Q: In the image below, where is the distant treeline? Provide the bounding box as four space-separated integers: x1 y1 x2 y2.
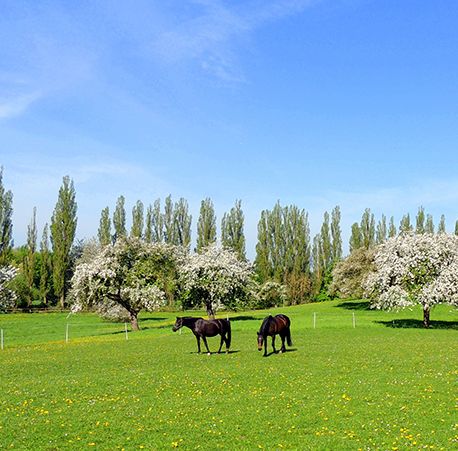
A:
1 167 457 310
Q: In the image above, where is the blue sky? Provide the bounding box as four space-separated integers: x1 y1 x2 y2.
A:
1 0 458 258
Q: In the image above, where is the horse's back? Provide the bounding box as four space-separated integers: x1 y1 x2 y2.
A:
195 318 228 337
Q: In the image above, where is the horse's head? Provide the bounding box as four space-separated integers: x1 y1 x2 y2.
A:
257 332 264 351
172 317 183 332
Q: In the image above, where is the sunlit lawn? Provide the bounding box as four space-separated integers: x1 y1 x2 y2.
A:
0 300 457 449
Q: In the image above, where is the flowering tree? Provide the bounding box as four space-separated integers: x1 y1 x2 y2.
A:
70 238 182 330
0 265 17 311
364 233 458 327
180 245 254 317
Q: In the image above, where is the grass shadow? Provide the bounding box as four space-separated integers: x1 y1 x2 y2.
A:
262 348 298 357
138 317 168 322
335 301 371 311
377 319 458 330
230 315 259 321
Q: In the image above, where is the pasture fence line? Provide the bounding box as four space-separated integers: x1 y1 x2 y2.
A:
1 328 3 350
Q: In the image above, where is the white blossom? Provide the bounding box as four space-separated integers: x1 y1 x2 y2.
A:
0 265 17 311
364 233 458 317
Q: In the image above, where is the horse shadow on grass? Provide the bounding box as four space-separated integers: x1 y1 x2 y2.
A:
230 315 258 321
377 319 458 330
335 300 371 311
262 348 298 358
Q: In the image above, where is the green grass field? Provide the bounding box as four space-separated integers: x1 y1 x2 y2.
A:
0 300 457 450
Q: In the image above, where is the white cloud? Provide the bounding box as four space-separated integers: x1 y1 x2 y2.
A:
0 92 42 119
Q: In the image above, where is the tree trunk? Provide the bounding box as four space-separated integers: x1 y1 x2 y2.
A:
423 306 430 328
60 294 65 309
206 302 215 319
130 311 140 331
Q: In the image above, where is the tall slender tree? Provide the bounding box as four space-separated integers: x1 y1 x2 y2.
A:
349 223 362 253
24 207 37 306
144 204 153 243
0 167 13 265
163 195 175 244
50 176 77 308
173 198 192 249
388 216 397 238
221 199 246 260
455 220 458 236
39 223 52 305
376 214 387 244
113 195 126 241
196 197 217 252
255 210 271 282
425 214 435 234
415 206 426 234
400 213 413 233
98 207 111 246
320 211 332 269
131 200 144 238
151 199 163 243
360 208 376 249
437 214 446 234
330 206 342 262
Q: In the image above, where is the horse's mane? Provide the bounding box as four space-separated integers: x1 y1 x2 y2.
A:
260 315 273 336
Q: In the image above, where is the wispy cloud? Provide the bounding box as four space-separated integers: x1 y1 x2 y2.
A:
0 91 42 119
153 0 317 81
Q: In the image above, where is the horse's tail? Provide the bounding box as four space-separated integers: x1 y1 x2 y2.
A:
286 326 292 347
226 319 231 349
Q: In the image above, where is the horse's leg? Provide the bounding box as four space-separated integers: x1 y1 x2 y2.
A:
272 335 277 354
217 334 224 354
263 338 268 357
202 336 211 355
280 333 286 353
193 333 201 354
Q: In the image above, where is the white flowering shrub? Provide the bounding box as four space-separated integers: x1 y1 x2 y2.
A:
70 238 179 330
180 245 254 317
0 265 18 312
254 280 288 309
364 233 458 327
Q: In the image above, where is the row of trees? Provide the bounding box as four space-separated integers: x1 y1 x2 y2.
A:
1 166 458 326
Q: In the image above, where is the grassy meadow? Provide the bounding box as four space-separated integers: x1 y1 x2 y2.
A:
0 300 457 450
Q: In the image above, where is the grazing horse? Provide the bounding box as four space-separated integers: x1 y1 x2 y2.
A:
257 314 292 357
172 317 231 355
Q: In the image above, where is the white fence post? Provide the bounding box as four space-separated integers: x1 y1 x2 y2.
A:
124 323 129 340
1 329 3 350
65 324 69 343
313 312 316 329
352 312 356 328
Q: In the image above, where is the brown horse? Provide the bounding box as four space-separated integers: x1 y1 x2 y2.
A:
172 317 231 355
257 314 292 356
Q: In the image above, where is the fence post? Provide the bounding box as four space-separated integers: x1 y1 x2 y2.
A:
1 329 3 350
313 312 316 329
65 324 69 343
352 312 356 328
125 323 129 340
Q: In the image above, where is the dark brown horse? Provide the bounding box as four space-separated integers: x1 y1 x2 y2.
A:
257 314 292 357
172 317 231 355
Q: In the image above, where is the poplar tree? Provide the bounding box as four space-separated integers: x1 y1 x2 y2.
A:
455 220 458 236
349 223 362 253
145 205 153 243
400 213 413 233
196 197 217 252
23 207 37 306
131 200 144 238
98 207 111 246
438 214 446 234
376 214 387 244
416 206 426 234
320 211 332 270
255 210 271 282
425 214 435 234
173 198 192 249
330 206 342 262
388 216 397 238
221 199 246 260
113 195 126 240
39 223 52 305
50 176 77 308
163 195 175 244
360 208 375 249
151 199 163 243
0 167 13 265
